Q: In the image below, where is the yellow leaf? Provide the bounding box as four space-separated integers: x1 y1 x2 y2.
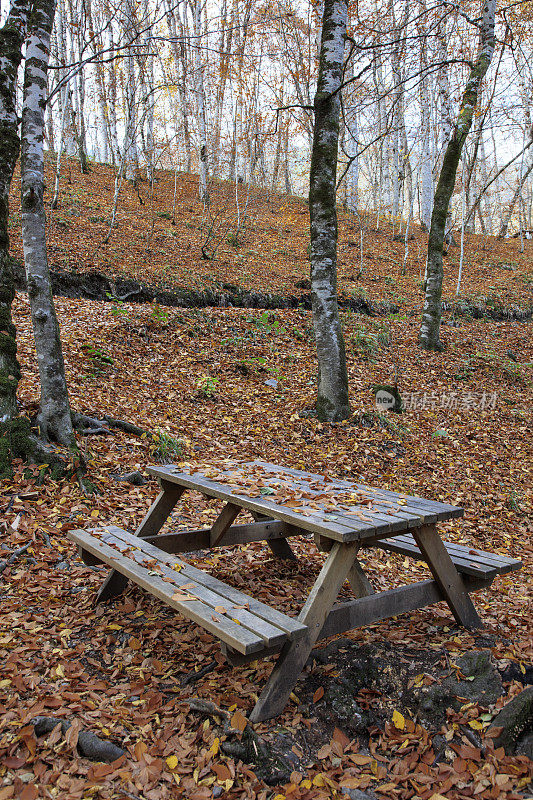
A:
210 737 220 756
289 692 300 704
392 709 405 730
108 624 122 630
468 719 484 730
55 664 65 678
272 795 286 800
166 755 178 770
0 679 11 688
312 774 326 787
300 779 312 789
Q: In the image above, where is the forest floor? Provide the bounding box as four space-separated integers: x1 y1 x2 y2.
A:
1 161 533 800
7 158 533 314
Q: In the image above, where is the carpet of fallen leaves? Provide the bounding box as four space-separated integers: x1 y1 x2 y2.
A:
2 162 533 799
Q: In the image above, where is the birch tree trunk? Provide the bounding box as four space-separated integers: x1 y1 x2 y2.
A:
343 50 359 212
166 0 192 173
191 0 208 201
0 0 30 439
418 0 433 230
310 0 351 422
21 0 77 449
419 0 497 351
123 0 138 183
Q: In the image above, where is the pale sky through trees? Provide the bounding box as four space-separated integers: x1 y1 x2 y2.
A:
1 0 531 233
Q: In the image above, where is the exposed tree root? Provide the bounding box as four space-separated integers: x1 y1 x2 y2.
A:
187 697 292 784
181 659 217 687
72 411 145 437
0 542 31 576
32 716 126 762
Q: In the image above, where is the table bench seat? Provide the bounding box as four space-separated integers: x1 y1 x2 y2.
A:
68 525 308 656
376 534 522 579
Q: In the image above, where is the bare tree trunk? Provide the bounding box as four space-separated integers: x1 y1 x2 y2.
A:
21 0 77 450
166 0 192 173
192 0 208 201
343 49 359 212
283 118 291 195
419 0 497 351
310 0 351 422
499 146 533 237
123 0 138 183
418 0 433 230
0 0 30 440
0 0 70 477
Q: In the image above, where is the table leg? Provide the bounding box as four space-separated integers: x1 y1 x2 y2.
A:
210 503 242 546
249 540 360 722
348 555 375 597
412 524 483 629
97 482 184 603
251 511 297 561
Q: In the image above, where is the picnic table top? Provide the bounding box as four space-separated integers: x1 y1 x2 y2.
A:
148 460 463 543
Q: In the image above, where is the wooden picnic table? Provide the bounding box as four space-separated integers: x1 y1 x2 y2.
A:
69 460 521 722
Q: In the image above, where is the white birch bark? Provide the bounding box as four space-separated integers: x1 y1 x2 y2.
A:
0 0 31 430
123 0 138 183
21 0 77 448
310 0 351 421
166 0 192 173
343 49 358 211
418 0 433 229
192 0 208 201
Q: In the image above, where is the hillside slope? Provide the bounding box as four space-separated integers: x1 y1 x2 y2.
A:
8 158 533 314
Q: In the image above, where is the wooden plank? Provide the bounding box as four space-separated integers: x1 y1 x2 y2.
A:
253 461 463 521
209 503 241 547
147 465 370 541
412 525 483 629
96 482 185 603
148 466 417 542
249 540 360 722
102 526 307 639
79 546 103 566
95 529 292 648
143 519 293 553
251 471 430 532
220 643 283 666
319 576 492 640
249 509 298 561
68 529 265 654
376 534 521 578
267 538 298 561
382 536 522 571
